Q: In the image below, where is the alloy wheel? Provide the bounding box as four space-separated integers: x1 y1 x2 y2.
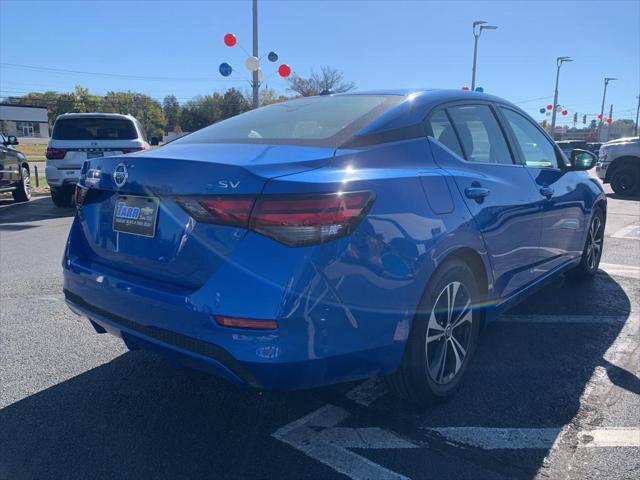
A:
23 169 32 197
425 281 473 385
586 215 603 271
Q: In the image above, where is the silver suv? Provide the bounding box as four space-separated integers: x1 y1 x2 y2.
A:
46 113 150 206
596 137 640 195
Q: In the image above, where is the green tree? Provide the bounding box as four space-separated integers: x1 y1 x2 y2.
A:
287 66 355 97
180 94 223 132
163 95 181 133
220 88 250 120
257 86 290 106
102 91 165 139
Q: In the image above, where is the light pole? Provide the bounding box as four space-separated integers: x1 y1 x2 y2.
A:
471 21 497 91
599 77 617 127
634 94 639 137
251 0 259 109
550 56 573 137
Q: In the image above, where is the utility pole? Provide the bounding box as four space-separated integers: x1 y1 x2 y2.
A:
550 56 573 137
607 104 613 141
599 77 617 127
251 0 259 109
635 94 639 137
471 21 497 91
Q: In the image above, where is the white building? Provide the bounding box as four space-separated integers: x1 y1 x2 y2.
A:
0 104 50 139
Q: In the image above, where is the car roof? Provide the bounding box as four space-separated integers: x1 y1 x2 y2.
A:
332 89 522 138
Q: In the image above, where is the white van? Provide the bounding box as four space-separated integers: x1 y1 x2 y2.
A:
46 113 151 206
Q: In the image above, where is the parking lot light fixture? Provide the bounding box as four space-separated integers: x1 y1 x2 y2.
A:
599 77 618 127
550 56 573 136
471 21 498 91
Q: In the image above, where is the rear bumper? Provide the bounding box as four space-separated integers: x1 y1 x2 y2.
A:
64 290 262 387
62 237 406 390
46 165 80 187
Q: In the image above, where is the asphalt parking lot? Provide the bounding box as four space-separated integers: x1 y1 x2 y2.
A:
1 183 638 480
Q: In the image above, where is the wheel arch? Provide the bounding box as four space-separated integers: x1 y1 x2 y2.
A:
435 246 490 327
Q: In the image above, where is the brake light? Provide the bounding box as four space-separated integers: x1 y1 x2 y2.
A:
74 184 88 207
176 191 374 246
46 147 66 160
121 147 145 154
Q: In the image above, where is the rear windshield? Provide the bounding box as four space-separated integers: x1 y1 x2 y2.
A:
174 95 401 147
52 117 137 140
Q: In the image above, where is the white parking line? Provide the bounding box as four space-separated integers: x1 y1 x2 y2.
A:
600 262 640 280
426 427 640 449
611 224 640 240
497 314 633 324
580 428 640 447
272 404 416 480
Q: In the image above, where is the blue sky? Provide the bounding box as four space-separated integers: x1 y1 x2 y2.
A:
1 0 638 125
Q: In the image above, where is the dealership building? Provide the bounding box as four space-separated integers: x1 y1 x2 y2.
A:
0 103 50 139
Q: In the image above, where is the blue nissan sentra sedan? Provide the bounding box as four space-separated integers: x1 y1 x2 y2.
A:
64 89 605 405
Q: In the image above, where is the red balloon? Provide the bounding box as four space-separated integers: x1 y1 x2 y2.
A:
606 118 612 123
461 86 470 91
546 104 553 110
562 110 568 116
278 64 291 78
597 113 603 119
224 33 236 47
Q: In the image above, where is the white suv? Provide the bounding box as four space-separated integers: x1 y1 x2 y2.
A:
46 113 151 206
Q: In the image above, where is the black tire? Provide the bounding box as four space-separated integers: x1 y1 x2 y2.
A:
51 187 72 207
566 207 605 281
12 167 32 203
610 165 639 196
386 258 481 406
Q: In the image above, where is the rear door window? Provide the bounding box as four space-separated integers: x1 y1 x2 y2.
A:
447 105 514 165
425 110 464 158
52 118 137 140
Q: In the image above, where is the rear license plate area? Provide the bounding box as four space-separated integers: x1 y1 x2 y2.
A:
87 151 104 159
113 195 159 238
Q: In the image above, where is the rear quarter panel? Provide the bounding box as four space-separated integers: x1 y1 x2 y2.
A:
254 137 491 372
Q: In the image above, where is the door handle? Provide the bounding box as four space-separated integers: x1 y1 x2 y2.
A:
464 187 490 201
539 187 554 198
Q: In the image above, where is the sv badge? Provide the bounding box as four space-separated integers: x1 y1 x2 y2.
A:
218 180 241 189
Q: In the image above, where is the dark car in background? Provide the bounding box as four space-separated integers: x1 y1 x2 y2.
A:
0 133 31 203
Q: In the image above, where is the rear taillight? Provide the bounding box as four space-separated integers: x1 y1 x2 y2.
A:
74 184 88 207
176 191 374 247
46 147 66 160
121 147 146 154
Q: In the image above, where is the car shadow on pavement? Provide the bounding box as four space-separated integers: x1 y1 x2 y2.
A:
0 196 75 224
0 272 633 480
369 270 634 479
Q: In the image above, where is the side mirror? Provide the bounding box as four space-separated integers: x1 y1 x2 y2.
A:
150 137 159 146
569 149 596 170
7 135 19 146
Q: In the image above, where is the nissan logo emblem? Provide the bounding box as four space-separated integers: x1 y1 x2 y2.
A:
113 163 128 188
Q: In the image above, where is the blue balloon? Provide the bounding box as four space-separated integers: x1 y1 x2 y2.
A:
268 51 278 62
539 108 546 114
474 86 484 93
219 62 233 77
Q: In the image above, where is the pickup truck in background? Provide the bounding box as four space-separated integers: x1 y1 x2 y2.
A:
596 137 640 195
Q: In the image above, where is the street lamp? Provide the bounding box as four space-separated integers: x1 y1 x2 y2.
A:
471 21 498 91
599 77 617 127
550 56 573 136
